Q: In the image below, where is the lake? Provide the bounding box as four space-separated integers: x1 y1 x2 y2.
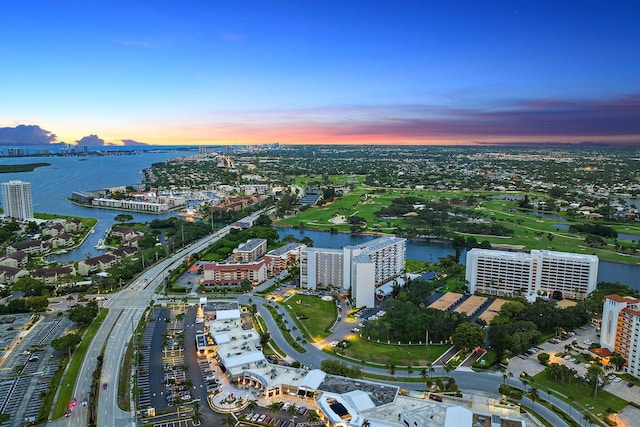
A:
275 227 640 291
0 149 188 260
1 149 637 291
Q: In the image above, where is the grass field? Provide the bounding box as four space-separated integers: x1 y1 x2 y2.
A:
284 294 337 340
531 371 628 416
335 336 449 367
276 182 640 265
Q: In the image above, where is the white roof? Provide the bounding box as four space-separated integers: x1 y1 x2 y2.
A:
213 333 230 344
344 389 374 412
199 297 207 305
217 309 240 320
444 406 472 427
222 350 265 369
299 369 326 390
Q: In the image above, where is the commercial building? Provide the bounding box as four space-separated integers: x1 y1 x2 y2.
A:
465 248 598 301
600 294 640 376
201 300 532 427
1 180 33 220
301 236 406 307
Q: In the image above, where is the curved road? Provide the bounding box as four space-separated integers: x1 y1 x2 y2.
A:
55 207 574 427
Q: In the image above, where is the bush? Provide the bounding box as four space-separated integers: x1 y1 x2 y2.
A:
538 353 550 365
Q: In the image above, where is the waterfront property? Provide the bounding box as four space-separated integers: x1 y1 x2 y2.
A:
300 236 406 308
1 179 33 220
465 248 598 301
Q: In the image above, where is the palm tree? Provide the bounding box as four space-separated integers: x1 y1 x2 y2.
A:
287 403 298 415
420 368 428 388
387 363 396 376
529 387 539 410
362 420 371 427
246 399 258 411
567 395 575 416
307 411 321 422
610 352 626 371
427 362 434 378
223 414 236 427
407 366 414 378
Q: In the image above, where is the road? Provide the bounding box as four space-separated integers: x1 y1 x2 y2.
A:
56 203 573 427
238 293 572 426
52 223 235 427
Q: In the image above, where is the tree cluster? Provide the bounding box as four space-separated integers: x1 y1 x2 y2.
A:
68 301 99 325
320 359 362 378
363 280 468 343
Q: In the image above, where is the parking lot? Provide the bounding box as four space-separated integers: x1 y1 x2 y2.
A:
507 323 640 403
0 315 73 426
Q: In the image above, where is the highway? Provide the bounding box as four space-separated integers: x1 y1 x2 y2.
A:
56 223 235 427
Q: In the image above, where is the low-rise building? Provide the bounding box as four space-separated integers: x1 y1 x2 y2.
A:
31 265 75 285
78 254 118 276
232 238 267 262
203 260 267 285
6 240 47 256
263 242 306 275
0 251 28 269
0 266 29 286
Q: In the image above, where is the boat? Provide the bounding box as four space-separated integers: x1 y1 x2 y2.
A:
95 239 107 250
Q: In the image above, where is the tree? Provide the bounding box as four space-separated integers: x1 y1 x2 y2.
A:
114 214 134 223
451 322 485 351
610 352 626 371
585 364 609 399
68 303 99 325
25 296 49 312
223 414 236 427
407 366 414 378
537 353 550 365
500 301 526 320
528 387 539 410
51 333 82 358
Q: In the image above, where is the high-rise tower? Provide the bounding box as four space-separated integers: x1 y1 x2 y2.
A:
1 180 33 220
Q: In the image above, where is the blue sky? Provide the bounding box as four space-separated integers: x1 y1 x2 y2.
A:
1 1 639 145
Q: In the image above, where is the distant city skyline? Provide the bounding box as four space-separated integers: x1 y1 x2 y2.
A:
1 1 639 146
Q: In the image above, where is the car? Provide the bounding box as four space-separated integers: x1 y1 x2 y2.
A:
258 414 266 423
82 397 88 406
71 397 77 406
613 376 622 383
102 383 108 390
627 382 635 388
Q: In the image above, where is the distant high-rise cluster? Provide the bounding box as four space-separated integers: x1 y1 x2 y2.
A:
1 180 33 220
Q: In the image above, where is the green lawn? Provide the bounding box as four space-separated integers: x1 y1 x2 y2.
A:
405 259 429 274
531 371 628 416
284 294 337 340
54 309 108 419
276 184 640 265
335 336 449 367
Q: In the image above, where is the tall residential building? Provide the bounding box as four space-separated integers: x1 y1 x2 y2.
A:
600 294 640 376
465 248 598 301
301 236 406 308
1 180 33 220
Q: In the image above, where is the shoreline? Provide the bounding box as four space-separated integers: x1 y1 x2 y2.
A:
277 224 640 266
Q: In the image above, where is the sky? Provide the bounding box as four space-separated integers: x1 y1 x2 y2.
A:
0 1 639 146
